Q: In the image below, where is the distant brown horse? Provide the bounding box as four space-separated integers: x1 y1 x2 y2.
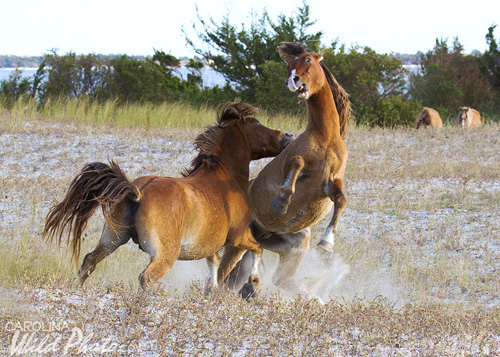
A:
222 43 351 296
43 101 292 292
415 107 442 129
457 107 483 127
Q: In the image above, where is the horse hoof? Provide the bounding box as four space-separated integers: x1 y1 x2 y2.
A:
271 199 288 214
317 240 334 252
239 283 257 300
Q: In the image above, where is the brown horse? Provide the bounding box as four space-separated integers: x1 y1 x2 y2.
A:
222 43 351 296
43 101 292 292
457 107 483 127
415 107 442 129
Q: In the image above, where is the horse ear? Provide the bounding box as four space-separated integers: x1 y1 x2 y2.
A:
317 54 324 62
219 119 235 128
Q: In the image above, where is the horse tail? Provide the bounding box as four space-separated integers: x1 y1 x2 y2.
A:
42 160 139 267
321 62 351 140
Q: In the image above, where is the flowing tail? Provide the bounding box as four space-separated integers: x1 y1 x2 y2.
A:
42 160 139 266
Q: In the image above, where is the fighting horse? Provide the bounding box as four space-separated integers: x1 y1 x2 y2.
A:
43 101 292 291
222 43 351 296
415 107 442 129
457 107 483 127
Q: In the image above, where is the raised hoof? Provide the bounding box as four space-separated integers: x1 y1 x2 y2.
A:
271 198 288 215
317 240 334 252
239 283 257 300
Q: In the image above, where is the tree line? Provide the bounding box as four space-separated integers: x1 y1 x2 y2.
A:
1 2 499 127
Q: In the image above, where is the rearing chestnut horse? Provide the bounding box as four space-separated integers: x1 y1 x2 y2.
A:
222 43 351 295
43 101 292 292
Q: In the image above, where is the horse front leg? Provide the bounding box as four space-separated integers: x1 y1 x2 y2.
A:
224 228 264 299
317 178 347 252
217 246 246 288
271 155 305 214
205 252 222 294
239 249 263 299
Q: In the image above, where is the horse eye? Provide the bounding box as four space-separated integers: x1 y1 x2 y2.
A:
254 119 261 125
305 57 311 63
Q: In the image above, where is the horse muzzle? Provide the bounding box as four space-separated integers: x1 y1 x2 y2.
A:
279 132 294 150
286 71 309 100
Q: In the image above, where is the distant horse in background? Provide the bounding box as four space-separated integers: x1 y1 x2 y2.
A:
222 42 351 297
457 107 483 127
415 107 442 129
43 101 292 292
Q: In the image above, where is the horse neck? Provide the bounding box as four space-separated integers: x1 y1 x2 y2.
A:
305 84 341 141
213 130 251 191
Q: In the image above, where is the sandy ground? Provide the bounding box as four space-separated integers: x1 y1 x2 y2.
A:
1 120 499 355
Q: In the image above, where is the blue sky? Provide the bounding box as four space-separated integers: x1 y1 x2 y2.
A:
2 0 498 57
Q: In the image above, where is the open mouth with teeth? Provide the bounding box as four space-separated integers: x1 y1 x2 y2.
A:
296 83 309 100
287 74 310 100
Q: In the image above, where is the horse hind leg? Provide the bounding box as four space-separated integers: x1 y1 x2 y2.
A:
78 223 130 285
318 178 347 252
267 229 311 293
272 156 305 214
231 221 312 297
137 229 180 289
238 249 263 299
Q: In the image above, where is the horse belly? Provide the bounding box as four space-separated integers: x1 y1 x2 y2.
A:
177 199 229 260
252 183 332 233
178 229 227 260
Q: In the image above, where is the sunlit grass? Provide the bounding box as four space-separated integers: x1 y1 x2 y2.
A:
0 97 307 132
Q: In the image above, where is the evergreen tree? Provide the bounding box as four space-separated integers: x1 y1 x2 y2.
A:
409 38 493 118
185 0 322 103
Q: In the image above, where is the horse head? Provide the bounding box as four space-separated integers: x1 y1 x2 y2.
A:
217 100 293 160
278 42 326 100
458 106 469 127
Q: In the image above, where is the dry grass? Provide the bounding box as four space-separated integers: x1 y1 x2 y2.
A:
1 97 307 132
0 108 499 355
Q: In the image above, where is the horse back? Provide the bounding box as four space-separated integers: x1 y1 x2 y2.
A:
416 108 442 128
470 109 484 126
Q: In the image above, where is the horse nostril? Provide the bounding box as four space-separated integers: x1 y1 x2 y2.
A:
293 75 300 82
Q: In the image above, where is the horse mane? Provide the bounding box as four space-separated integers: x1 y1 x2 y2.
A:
320 62 351 139
182 100 258 176
278 42 351 140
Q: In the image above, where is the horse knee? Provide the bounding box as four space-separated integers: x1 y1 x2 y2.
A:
289 155 305 170
336 191 347 209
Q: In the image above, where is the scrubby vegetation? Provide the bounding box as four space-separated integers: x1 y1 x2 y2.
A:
2 3 499 128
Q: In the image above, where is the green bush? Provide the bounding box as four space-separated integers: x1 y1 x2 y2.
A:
0 68 32 108
355 96 422 128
